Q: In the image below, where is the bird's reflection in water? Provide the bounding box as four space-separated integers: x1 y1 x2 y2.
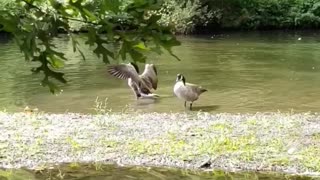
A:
190 105 220 112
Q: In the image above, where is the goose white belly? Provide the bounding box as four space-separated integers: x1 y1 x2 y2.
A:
128 78 159 99
174 82 198 102
128 78 138 92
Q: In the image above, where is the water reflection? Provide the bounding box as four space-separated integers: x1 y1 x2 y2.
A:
0 163 314 180
191 105 220 112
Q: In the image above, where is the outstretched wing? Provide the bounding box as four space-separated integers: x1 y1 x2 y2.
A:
107 64 141 84
140 64 158 90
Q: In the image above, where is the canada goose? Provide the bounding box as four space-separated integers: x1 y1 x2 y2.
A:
107 62 159 99
173 74 207 110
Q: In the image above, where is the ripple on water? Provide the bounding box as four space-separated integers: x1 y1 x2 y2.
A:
1 31 320 113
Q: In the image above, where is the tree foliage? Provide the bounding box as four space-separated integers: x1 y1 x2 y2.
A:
0 0 181 93
152 0 213 34
200 0 320 30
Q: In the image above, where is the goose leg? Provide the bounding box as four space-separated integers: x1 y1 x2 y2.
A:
135 93 141 99
131 86 141 99
184 101 187 108
190 102 193 110
128 79 141 99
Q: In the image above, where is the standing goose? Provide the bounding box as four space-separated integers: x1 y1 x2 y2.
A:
107 62 158 99
173 74 207 110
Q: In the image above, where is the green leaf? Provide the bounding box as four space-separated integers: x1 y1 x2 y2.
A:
48 70 67 84
101 0 121 13
0 13 18 32
49 0 62 9
85 26 97 46
71 34 78 52
129 49 146 63
160 34 173 41
41 77 62 94
46 48 67 61
133 42 150 51
70 34 85 61
93 44 113 64
78 49 86 61
82 8 97 21
147 14 162 23
150 46 163 55
48 55 65 68
159 36 181 61
119 42 127 60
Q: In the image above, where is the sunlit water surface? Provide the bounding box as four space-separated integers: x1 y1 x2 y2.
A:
1 31 320 113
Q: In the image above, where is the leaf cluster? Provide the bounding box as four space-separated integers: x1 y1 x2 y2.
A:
0 0 181 93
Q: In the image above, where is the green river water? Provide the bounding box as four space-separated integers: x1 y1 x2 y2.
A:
1 31 320 113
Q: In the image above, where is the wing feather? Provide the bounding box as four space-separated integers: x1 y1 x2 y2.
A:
107 64 141 84
186 83 207 94
107 63 155 95
140 64 158 90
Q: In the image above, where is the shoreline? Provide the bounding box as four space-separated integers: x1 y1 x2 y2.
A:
0 111 320 177
1 29 320 36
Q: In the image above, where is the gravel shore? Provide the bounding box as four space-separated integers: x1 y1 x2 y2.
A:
0 111 319 177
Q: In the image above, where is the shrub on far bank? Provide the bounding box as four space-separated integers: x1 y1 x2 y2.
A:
2 0 320 34
198 0 320 31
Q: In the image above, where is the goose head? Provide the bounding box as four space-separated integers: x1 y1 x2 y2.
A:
176 74 186 85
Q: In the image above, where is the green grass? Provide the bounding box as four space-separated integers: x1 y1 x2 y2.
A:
99 139 119 149
1 110 320 175
122 113 320 173
298 146 320 172
311 133 320 141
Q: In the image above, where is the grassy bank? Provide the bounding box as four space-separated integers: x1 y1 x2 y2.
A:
0 111 319 177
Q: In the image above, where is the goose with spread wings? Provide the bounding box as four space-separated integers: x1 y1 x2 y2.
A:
107 62 159 99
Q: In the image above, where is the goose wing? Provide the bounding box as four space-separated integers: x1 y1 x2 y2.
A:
140 64 158 90
186 83 207 94
108 63 152 94
107 63 141 84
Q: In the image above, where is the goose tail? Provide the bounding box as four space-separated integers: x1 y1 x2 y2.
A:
200 88 207 93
